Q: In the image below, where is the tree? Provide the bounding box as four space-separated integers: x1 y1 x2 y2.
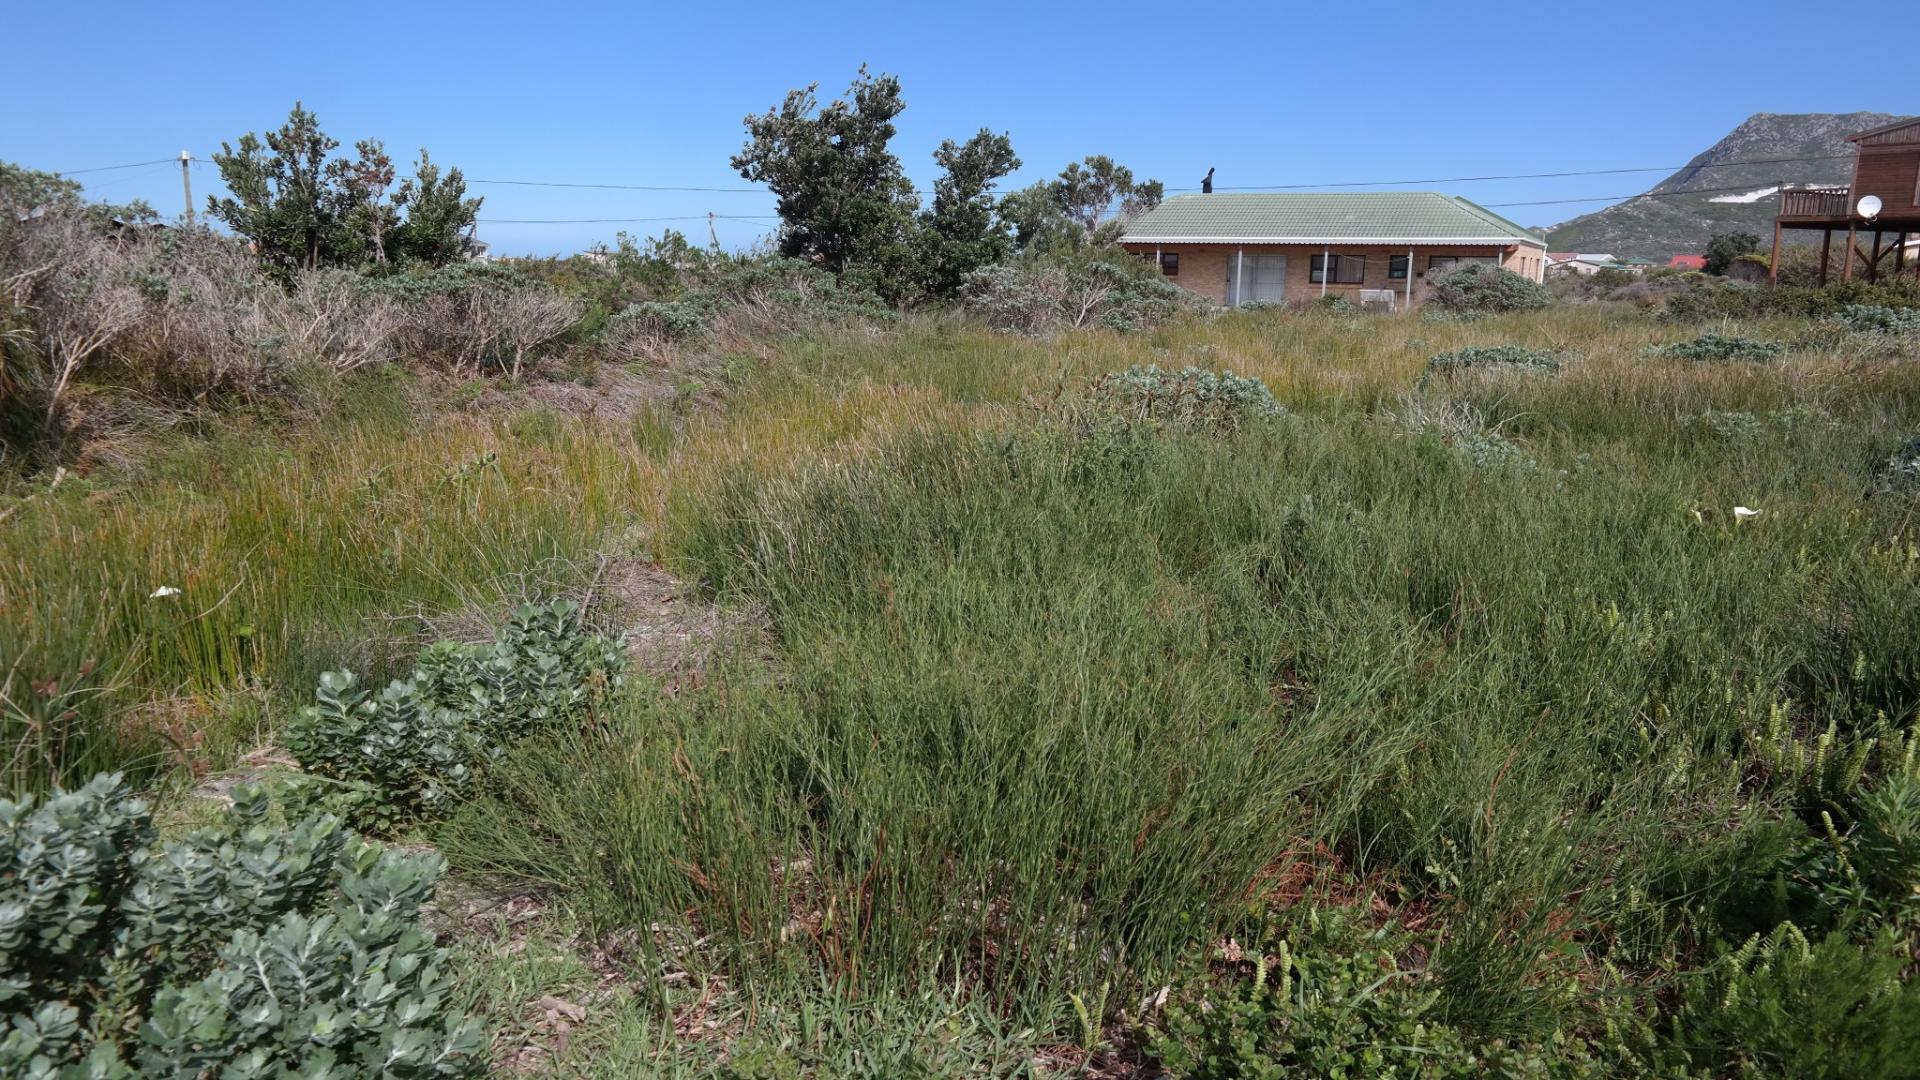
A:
389 150 482 266
1705 231 1761 276
731 67 920 293
1054 155 1163 234
333 140 398 265
0 161 154 227
208 103 349 277
1001 155 1164 254
917 129 1021 298
208 104 481 279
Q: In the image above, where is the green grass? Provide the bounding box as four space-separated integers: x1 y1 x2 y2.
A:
0 397 652 788
9 305 1920 1072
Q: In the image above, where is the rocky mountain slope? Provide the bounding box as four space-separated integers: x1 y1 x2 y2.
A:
1543 112 1911 259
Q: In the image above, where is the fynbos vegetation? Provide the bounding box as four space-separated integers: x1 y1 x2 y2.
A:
8 66 1920 1080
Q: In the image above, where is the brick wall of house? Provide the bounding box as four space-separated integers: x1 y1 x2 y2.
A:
1124 243 1547 307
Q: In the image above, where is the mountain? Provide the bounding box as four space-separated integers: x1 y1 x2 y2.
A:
1542 112 1913 259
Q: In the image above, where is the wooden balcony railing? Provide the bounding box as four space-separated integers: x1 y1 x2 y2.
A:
1778 187 1850 219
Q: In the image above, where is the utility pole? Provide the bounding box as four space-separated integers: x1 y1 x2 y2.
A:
179 151 194 225
707 211 719 249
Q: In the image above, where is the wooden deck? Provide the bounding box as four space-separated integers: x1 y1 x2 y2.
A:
1775 186 1851 222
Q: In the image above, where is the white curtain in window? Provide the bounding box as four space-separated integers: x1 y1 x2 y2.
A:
1246 256 1287 302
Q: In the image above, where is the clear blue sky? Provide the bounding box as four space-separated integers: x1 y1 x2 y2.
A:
4 0 1912 256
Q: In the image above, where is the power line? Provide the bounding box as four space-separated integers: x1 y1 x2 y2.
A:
51 150 1859 234
475 213 781 225
472 178 762 193
1481 182 1792 209
55 151 1857 196
465 152 1856 200
55 158 178 175
1183 154 1855 193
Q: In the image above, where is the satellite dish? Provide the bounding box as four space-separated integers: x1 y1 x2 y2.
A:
1858 194 1883 220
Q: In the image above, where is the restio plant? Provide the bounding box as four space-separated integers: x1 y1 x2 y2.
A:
1425 262 1552 314
286 599 626 832
1081 364 1285 433
0 774 484 1078
1652 332 1786 363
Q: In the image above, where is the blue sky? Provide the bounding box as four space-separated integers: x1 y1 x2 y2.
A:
4 0 1912 256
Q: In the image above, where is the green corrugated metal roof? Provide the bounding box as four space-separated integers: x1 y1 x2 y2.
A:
1119 192 1543 244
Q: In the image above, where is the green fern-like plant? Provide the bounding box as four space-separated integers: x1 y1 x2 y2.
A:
1659 924 1920 1079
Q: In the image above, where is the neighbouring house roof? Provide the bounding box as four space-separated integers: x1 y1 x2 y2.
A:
1546 252 1579 262
1668 254 1706 269
1848 117 1920 143
1119 192 1545 247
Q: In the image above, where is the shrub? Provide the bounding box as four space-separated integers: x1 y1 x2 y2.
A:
963 249 1206 335
1663 277 1920 322
1080 364 1285 433
1653 333 1786 363
358 262 583 378
1422 344 1565 382
600 298 717 364
286 599 626 832
1380 392 1535 470
0 774 485 1077
1874 436 1920 496
0 205 145 432
1425 262 1551 314
1829 304 1920 336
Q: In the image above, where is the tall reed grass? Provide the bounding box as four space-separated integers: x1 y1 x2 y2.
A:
441 321 1920 1037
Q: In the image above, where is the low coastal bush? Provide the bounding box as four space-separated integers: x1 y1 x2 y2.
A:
0 775 484 1077
1652 332 1786 362
286 599 626 833
1829 303 1920 336
1425 263 1551 314
1422 344 1565 382
964 249 1206 334
1079 364 1285 433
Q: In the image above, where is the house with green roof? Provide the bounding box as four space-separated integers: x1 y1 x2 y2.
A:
1119 192 1547 308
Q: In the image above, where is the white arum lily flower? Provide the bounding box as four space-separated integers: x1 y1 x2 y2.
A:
149 585 182 598
1733 506 1761 520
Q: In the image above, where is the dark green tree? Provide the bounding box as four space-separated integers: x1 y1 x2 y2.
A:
1705 231 1761 276
731 67 920 293
332 139 398 265
916 129 1020 298
209 104 481 278
208 103 351 277
389 150 482 266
